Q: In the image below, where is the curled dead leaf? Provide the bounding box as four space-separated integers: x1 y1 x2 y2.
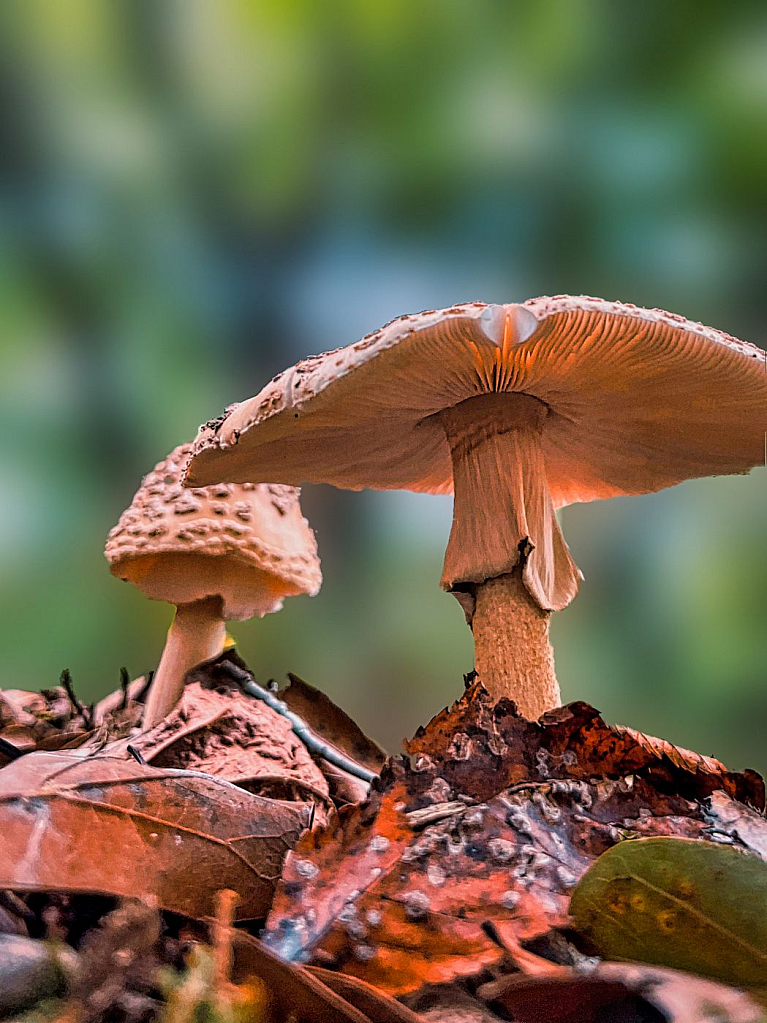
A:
479 962 765 1023
232 931 393 1023
280 673 387 775
0 688 86 761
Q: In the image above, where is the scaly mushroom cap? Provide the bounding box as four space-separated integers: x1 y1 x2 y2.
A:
187 296 767 501
106 443 321 619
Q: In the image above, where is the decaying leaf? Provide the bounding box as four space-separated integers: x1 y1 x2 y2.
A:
570 836 767 996
704 790 767 861
277 673 387 807
280 674 387 775
307 967 422 1023
479 962 765 1023
0 748 309 921
126 681 331 807
231 931 382 1023
405 684 764 809
263 685 757 997
0 688 86 760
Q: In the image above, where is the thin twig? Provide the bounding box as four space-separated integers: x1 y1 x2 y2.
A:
126 744 147 766
226 663 378 784
60 669 92 727
119 667 130 711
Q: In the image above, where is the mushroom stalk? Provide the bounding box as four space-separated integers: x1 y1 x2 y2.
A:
471 571 560 717
438 392 579 717
142 596 227 727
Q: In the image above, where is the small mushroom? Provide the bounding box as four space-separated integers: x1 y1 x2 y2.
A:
184 297 767 719
105 444 321 727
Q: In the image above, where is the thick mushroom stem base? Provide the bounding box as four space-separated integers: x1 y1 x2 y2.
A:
142 596 227 728
471 572 560 719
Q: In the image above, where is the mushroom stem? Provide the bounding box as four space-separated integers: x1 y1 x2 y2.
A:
472 571 560 718
438 391 579 715
142 596 227 727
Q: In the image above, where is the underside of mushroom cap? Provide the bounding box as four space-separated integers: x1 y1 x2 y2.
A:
185 296 767 510
106 443 321 617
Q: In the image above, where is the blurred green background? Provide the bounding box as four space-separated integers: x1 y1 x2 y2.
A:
1 1 765 768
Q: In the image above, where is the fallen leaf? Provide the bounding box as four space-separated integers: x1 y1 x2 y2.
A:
0 748 309 921
91 674 149 725
479 962 765 1023
570 836 767 995
126 681 331 809
307 967 422 1023
405 684 764 810
231 931 373 1023
704 791 767 861
280 674 386 774
263 685 763 998
263 758 719 995
0 689 83 758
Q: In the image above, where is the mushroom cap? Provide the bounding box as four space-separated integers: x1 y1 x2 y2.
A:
106 443 321 619
184 296 767 508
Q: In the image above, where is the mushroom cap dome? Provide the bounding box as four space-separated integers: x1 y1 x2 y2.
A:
185 296 767 509
106 443 321 619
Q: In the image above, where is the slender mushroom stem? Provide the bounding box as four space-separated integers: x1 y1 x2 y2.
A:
438 391 579 717
142 595 227 727
472 571 560 717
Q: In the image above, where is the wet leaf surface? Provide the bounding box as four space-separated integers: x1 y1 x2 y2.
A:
0 748 309 921
479 962 765 1023
570 836 767 995
263 685 756 996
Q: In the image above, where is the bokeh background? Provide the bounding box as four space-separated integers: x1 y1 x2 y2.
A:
1 1 765 768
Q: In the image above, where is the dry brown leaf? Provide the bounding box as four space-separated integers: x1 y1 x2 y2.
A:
479 962 765 1023
280 674 387 774
0 688 84 758
127 681 331 809
704 790 767 860
308 967 422 1023
91 675 149 725
0 748 309 921
231 931 373 1023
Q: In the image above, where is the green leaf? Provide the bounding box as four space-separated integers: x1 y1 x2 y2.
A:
570 837 767 995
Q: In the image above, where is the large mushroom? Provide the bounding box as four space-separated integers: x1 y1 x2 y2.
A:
106 443 321 727
184 296 767 719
